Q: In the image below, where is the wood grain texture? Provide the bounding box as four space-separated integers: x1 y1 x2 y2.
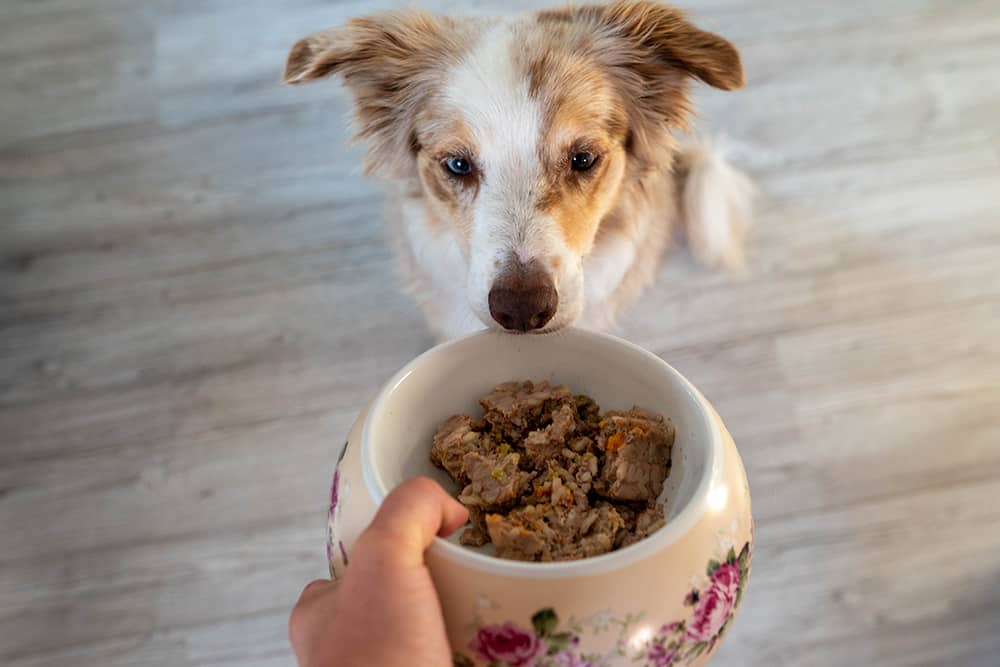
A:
2 1 999 665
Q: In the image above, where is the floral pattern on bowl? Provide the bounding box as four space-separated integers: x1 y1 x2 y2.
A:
327 442 350 580
452 541 750 667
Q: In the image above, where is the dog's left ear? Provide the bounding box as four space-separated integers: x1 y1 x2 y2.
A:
576 1 744 91
283 10 466 176
542 2 742 165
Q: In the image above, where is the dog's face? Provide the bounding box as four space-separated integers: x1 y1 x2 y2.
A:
286 2 742 332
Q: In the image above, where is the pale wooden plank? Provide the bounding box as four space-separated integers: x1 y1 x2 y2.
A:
2 611 292 667
716 476 1000 667
0 5 156 146
0 515 324 662
1 410 348 562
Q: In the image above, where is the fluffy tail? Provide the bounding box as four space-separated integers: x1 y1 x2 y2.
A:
675 139 755 271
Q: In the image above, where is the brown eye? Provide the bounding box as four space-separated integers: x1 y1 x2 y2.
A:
571 151 597 172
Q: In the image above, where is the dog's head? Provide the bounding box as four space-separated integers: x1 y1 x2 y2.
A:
285 1 742 332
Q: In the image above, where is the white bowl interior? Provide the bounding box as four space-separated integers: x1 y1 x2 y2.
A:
363 329 716 570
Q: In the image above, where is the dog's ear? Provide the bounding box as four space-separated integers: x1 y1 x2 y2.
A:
541 2 742 165
284 10 466 176
558 1 743 93
593 1 743 91
283 29 347 85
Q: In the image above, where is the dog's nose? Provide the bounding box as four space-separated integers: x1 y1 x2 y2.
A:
488 261 558 332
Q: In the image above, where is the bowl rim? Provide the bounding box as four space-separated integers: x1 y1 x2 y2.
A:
360 328 723 579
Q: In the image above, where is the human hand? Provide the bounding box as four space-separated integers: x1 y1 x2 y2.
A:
289 477 469 667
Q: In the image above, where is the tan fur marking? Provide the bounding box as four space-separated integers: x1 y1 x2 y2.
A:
412 110 480 246
519 2 743 254
283 11 479 177
541 2 742 171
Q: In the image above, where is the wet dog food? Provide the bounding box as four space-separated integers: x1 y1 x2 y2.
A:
430 381 675 562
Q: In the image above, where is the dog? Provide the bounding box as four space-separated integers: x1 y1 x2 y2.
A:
285 1 752 340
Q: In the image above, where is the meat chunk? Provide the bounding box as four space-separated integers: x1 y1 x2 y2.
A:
635 505 666 533
430 415 488 482
573 394 601 431
480 380 573 441
485 506 550 561
594 409 675 502
530 462 590 508
458 451 534 509
488 468 620 563
522 403 577 466
459 523 489 547
568 502 628 559
429 382 674 562
486 500 628 562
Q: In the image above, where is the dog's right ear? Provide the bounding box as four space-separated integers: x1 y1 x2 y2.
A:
283 30 346 84
283 11 467 175
283 10 457 84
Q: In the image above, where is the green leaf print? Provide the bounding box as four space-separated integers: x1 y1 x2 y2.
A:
532 608 559 637
547 632 574 652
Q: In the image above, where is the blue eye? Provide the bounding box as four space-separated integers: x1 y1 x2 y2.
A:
444 156 473 176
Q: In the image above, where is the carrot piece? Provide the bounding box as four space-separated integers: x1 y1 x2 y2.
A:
606 432 626 452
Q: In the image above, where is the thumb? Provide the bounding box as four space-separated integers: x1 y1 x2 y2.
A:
353 477 468 569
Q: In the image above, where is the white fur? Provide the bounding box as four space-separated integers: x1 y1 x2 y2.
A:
582 232 637 306
680 140 755 271
442 21 584 332
394 193 482 339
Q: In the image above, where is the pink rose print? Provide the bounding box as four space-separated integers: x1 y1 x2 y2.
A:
647 642 681 666
327 466 343 579
659 622 682 634
685 562 741 643
470 622 546 667
452 542 750 667
329 467 341 515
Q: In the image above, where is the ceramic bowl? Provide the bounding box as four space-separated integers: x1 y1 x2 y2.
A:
327 329 752 667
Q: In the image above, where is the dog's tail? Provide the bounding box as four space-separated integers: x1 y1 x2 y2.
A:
675 138 755 271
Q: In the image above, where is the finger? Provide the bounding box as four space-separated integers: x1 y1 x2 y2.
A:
435 486 471 538
296 578 338 606
289 578 341 653
355 476 469 568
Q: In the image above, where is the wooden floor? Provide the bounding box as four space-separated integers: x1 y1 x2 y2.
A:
2 1 999 665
